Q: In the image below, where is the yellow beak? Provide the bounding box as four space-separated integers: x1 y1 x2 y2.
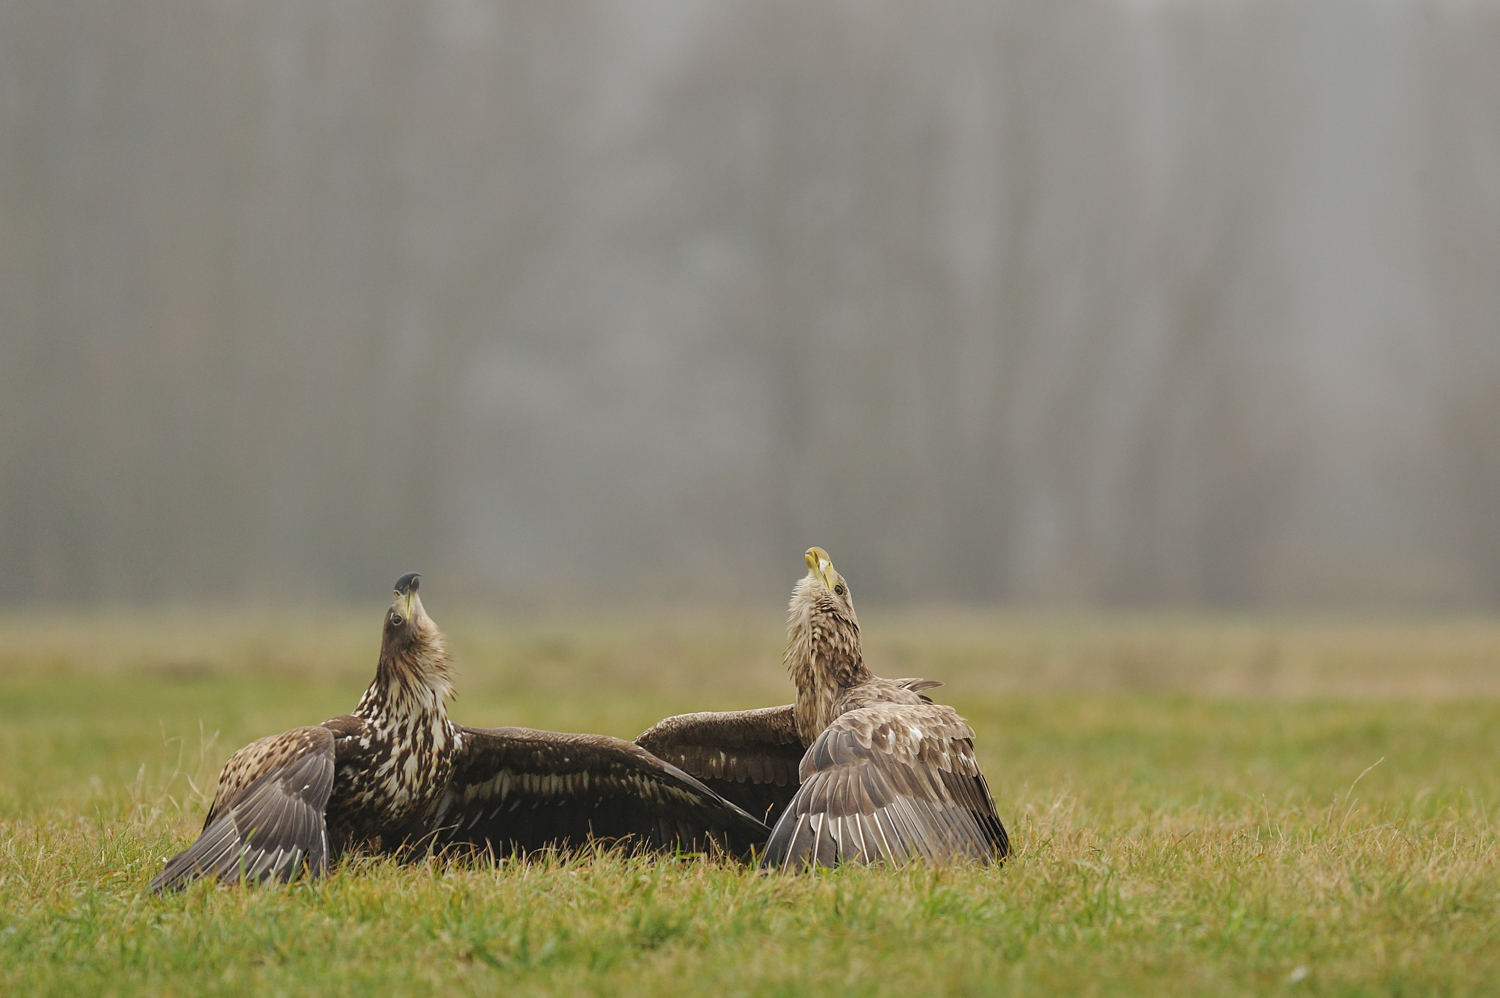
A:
804 547 838 591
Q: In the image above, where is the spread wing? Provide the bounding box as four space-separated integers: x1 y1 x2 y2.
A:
635 705 805 825
151 726 335 891
418 726 771 859
760 703 1009 871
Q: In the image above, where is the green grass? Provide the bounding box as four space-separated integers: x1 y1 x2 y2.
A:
2 611 1499 995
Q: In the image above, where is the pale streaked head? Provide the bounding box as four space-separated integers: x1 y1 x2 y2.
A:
803 546 851 603
792 546 855 623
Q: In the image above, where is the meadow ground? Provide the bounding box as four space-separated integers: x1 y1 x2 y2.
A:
2 608 1499 996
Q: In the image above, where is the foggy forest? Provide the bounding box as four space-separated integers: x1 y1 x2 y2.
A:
3 0 1500 608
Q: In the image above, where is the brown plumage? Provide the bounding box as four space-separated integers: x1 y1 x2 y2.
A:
636 547 1009 870
634 705 805 827
151 574 769 891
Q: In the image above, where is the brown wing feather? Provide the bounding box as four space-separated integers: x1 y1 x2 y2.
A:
890 678 943 702
417 726 770 859
760 703 1008 871
151 726 335 891
635 705 805 824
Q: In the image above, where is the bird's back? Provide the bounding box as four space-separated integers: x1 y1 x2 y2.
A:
831 676 932 716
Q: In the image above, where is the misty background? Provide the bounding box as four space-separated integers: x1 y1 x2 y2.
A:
2 0 1499 609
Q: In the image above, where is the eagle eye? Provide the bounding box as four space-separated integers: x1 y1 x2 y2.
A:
834 584 846 596
389 612 404 627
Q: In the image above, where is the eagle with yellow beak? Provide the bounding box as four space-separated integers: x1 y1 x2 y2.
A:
637 548 1009 869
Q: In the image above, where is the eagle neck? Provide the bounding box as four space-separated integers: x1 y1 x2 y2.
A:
354 644 456 742
787 594 869 744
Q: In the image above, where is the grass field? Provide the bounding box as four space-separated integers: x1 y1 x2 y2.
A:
2 609 1499 995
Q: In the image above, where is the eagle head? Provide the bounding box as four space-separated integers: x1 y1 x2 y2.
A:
379 572 454 700
797 547 856 619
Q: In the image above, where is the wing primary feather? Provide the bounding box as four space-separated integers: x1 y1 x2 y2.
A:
867 809 896 863
852 804 876 858
777 812 808 871
835 814 858 862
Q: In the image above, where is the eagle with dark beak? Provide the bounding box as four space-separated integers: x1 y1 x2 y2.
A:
636 548 1009 870
151 574 769 890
